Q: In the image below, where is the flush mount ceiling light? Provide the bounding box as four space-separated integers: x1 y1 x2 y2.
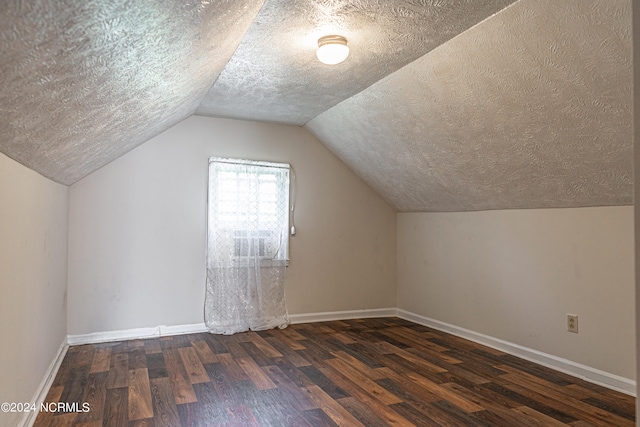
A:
316 35 349 65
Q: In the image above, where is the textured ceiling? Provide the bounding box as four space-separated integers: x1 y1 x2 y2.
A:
0 0 633 212
307 0 632 211
0 0 264 185
195 0 515 125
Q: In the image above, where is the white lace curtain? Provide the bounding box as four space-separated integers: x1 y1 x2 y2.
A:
205 157 290 335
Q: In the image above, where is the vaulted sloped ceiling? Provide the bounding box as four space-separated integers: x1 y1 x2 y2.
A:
307 0 632 211
196 0 515 125
0 0 633 212
0 0 265 185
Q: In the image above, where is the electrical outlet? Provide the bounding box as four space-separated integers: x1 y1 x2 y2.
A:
567 314 578 333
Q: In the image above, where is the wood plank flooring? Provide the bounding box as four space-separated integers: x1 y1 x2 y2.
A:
34 318 635 426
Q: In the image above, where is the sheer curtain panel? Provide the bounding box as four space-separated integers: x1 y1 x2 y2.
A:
205 157 290 335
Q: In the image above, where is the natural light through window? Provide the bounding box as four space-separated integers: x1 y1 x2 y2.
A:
205 157 292 334
208 158 290 262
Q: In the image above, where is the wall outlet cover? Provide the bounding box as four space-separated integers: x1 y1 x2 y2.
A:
567 314 578 333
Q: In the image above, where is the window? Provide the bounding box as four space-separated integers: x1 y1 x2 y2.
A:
205 157 292 333
208 157 290 264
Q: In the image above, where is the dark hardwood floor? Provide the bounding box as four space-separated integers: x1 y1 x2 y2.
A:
34 318 635 426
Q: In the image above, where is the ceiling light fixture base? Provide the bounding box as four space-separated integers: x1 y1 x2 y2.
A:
316 35 349 65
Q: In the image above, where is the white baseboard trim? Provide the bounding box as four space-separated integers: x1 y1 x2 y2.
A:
397 309 636 396
20 338 68 427
288 308 397 324
67 323 208 346
66 309 397 345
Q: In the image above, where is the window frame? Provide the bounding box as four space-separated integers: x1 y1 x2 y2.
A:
207 157 291 267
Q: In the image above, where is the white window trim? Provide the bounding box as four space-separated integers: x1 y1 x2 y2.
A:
208 157 291 267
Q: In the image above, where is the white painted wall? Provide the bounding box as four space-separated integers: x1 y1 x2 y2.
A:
67 116 396 335
398 207 635 380
0 154 68 426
